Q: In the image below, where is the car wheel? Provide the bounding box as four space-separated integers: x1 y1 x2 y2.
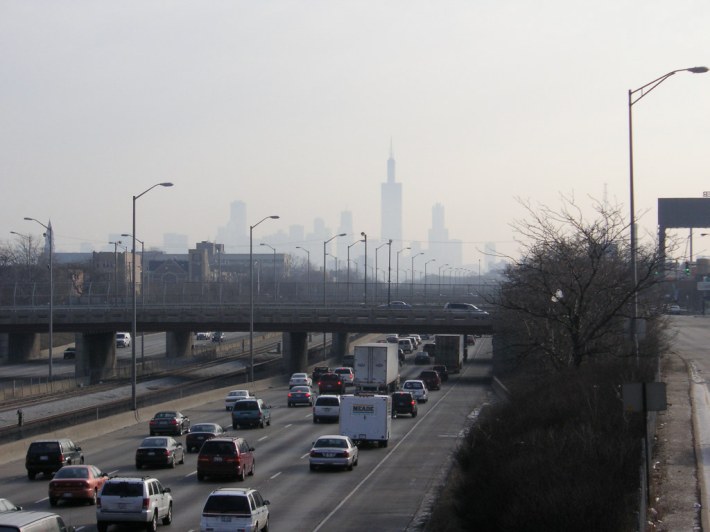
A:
266 417 271 426
262 518 269 532
347 462 353 471
89 489 97 505
49 497 58 507
136 462 142 469
147 511 158 532
162 503 173 525
249 461 255 476
313 417 318 423
310 464 316 471
150 431 155 436
260 419 265 429
238 467 246 481
197 472 205 481
97 523 108 532
179 451 185 464
233 423 238 430
27 471 36 480
170 455 176 468
412 410 418 418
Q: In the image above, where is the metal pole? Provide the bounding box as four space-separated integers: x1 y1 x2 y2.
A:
387 240 392 304
361 232 367 303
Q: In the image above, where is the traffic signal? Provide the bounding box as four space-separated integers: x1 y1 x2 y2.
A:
685 262 691 276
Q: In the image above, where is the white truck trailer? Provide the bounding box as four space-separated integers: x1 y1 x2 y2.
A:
353 343 400 393
434 334 465 373
339 393 392 447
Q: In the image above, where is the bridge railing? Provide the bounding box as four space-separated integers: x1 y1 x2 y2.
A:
0 280 497 308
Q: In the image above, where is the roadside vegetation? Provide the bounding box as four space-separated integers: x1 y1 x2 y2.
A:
427 197 672 532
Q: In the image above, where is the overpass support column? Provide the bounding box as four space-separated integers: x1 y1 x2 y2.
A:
166 331 192 359
332 332 349 360
6 333 41 363
79 332 115 385
283 332 308 374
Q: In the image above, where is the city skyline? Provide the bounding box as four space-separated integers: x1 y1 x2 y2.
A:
3 3 709 266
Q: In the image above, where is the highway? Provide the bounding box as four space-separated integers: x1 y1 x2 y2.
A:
0 338 492 531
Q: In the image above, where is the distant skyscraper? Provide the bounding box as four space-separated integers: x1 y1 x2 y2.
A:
217 200 247 251
381 141 402 245
428 203 456 266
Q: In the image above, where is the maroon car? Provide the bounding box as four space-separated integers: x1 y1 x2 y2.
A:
318 373 345 394
417 370 441 391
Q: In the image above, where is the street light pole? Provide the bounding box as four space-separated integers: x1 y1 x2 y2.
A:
411 252 424 299
109 241 122 303
260 243 277 302
347 239 364 302
424 258 436 301
24 217 53 383
131 182 172 410
386 240 393 305
375 241 389 303
250 215 280 382
323 233 346 306
122 233 145 369
395 246 410 299
361 232 367 303
295 246 310 300
438 263 449 297
628 66 708 361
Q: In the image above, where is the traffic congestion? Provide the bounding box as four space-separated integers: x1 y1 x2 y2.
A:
0 333 491 531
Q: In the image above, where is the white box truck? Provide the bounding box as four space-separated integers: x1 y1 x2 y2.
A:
339 393 392 447
434 334 465 373
353 343 400 393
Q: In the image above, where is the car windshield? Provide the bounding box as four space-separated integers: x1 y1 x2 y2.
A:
29 442 60 452
154 412 176 419
292 374 307 379
203 494 251 514
405 382 422 389
55 467 88 479
201 441 236 455
314 438 347 448
317 397 339 406
291 386 310 393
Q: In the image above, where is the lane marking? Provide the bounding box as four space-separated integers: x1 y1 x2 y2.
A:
270 472 281 480
258 436 269 442
300 452 310 459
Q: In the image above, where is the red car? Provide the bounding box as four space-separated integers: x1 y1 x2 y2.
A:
418 370 442 391
48 464 109 506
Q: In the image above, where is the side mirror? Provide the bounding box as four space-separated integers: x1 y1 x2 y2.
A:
249 446 255 451
163 487 171 493
264 500 271 506
177 443 183 448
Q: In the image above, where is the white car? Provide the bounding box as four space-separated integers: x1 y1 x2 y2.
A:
289 372 312 388
402 379 429 403
312 395 341 423
333 367 355 386
115 332 131 348
309 435 359 471
195 332 212 340
224 390 253 411
200 487 270 532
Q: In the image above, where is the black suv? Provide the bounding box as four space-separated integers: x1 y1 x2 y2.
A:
391 391 418 418
312 366 331 382
26 439 84 480
317 372 345 394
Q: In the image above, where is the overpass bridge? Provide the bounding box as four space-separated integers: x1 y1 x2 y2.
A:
0 303 493 383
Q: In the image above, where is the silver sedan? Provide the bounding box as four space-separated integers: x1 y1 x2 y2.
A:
309 435 359 471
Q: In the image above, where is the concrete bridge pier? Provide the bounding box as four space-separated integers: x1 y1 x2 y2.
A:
332 332 350 360
78 332 116 385
4 333 41 363
283 332 308 374
166 331 192 358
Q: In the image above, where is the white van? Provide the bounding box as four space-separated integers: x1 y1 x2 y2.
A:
200 488 270 532
0 511 75 531
398 338 414 354
115 332 131 348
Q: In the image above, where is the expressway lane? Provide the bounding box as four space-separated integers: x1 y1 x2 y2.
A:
0 337 492 531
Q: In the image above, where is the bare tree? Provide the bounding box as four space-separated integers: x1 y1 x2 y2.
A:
492 196 667 369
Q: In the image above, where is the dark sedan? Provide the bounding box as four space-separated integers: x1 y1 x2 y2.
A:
135 436 185 469
185 423 225 453
149 410 190 436
288 385 314 407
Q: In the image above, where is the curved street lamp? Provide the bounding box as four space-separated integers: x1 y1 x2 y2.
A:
24 217 53 383
347 238 364 301
250 215 280 382
295 246 310 300
361 232 368 303
424 258 436 301
131 182 173 409
411 252 424 298
260 243 277 302
395 246 410 299
323 233 346 305
375 241 389 302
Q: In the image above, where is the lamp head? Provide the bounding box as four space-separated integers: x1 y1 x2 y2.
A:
338 233 346 237
688 66 709 74
159 182 174 187
270 215 280 220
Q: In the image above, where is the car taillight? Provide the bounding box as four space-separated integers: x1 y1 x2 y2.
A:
411 400 416 406
305 393 311 397
96 497 102 508
164 449 171 456
59 453 65 463
170 420 178 425
343 450 350 457
288 393 293 398
142 497 150 510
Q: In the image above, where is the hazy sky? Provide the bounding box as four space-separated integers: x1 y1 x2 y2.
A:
2 1 709 263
